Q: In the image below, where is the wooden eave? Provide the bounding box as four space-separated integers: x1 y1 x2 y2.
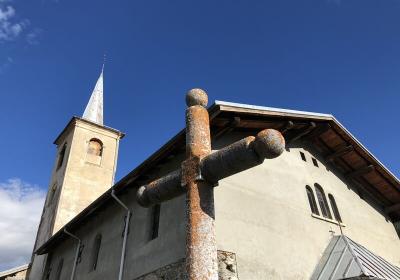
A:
212 101 400 221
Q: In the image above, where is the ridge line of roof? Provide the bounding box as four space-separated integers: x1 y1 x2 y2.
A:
215 100 334 118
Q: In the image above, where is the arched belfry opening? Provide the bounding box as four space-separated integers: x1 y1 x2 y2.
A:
88 138 103 156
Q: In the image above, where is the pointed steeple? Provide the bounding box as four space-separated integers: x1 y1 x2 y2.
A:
83 65 104 125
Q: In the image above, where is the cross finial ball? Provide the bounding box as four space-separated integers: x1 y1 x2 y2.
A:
186 88 208 107
253 129 286 159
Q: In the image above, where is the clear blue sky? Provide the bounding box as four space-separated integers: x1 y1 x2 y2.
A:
0 0 399 190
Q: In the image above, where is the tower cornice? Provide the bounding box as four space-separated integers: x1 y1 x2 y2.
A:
53 116 125 145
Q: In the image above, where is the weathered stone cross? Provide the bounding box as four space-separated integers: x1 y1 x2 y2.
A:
136 89 285 280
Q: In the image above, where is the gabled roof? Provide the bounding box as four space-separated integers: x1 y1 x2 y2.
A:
36 100 400 254
311 235 400 280
0 264 28 278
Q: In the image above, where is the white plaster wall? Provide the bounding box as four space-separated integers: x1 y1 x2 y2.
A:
33 130 400 280
214 132 400 280
40 153 187 280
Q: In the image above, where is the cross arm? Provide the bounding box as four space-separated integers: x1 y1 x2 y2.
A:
136 128 285 207
201 129 284 183
136 169 183 207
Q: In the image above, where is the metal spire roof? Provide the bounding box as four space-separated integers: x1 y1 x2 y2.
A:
82 65 104 125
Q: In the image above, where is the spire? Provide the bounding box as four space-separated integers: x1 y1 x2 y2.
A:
83 65 104 125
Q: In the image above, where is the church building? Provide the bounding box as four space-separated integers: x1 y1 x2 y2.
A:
2 68 400 280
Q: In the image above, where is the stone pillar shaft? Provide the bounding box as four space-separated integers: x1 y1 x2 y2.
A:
184 91 218 280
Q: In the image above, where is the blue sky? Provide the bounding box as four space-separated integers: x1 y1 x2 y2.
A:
2 0 399 185
0 0 399 269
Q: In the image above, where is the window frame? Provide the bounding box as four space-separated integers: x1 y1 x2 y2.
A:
314 184 332 219
306 185 319 215
328 194 342 222
87 138 103 157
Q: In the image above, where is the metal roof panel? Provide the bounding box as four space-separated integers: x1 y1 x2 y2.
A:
312 235 400 280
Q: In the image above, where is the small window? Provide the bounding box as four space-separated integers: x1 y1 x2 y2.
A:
90 234 102 271
55 259 64 279
300 151 306 162
88 139 103 156
306 186 319 215
150 204 160 240
312 158 319 167
328 194 342 222
57 144 67 170
314 184 332 219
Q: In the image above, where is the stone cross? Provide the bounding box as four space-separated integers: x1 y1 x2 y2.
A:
136 89 285 280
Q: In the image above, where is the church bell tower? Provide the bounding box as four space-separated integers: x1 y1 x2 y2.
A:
27 67 124 279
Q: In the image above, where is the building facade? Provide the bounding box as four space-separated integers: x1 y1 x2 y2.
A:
3 71 398 279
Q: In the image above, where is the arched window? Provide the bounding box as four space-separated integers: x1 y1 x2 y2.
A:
55 259 64 279
90 234 102 271
88 139 103 156
328 194 342 222
57 144 67 170
314 184 332 219
306 186 319 215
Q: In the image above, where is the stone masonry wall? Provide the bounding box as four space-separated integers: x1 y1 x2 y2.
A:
134 251 238 280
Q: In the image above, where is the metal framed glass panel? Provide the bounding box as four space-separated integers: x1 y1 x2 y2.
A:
306 185 319 215
314 184 332 219
328 194 342 222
